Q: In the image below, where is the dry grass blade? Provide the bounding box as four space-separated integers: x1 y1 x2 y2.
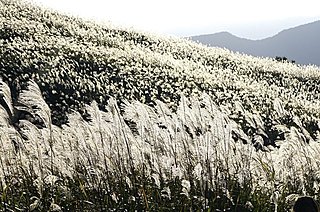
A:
15 80 51 128
0 79 14 123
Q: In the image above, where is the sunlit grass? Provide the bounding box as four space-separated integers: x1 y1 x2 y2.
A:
1 0 320 211
1 79 320 211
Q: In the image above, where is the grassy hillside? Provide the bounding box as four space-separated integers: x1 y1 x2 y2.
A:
2 0 320 134
1 0 320 211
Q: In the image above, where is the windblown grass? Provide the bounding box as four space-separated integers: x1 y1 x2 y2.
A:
1 1 320 211
1 79 320 211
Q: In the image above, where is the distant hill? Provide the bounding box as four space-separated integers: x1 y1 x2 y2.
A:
191 21 320 66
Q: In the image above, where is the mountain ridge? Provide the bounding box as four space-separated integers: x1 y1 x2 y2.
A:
191 20 320 66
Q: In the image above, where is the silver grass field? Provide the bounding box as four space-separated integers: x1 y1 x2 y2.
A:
1 79 320 211
1 0 320 211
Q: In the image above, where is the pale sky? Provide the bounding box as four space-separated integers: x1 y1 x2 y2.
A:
29 0 320 39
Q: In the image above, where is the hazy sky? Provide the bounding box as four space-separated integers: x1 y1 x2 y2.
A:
29 0 320 39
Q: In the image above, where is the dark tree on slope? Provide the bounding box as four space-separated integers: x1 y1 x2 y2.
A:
275 56 295 64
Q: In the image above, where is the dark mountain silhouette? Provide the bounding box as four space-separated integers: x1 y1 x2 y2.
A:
191 20 320 66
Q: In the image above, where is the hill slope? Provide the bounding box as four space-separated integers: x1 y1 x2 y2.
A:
1 0 320 142
191 21 320 66
2 0 320 211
